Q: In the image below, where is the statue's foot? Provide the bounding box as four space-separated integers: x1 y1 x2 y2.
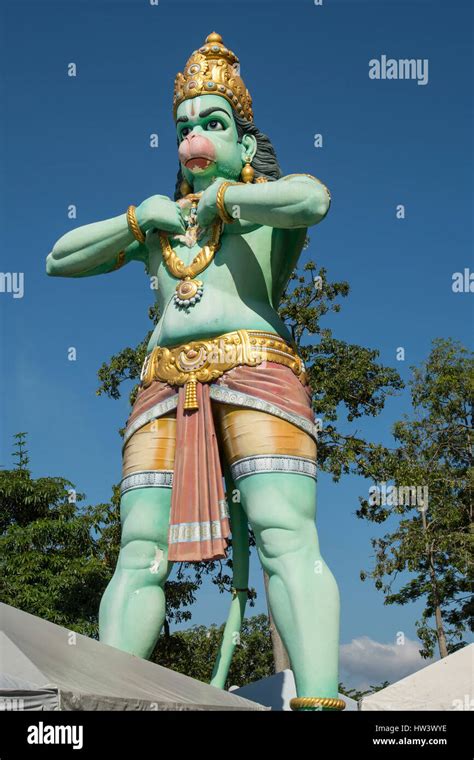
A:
289 697 346 712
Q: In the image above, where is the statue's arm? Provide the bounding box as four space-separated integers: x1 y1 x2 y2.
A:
46 196 185 278
220 174 330 229
46 212 148 277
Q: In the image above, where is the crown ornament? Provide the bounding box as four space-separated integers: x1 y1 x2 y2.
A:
173 32 254 123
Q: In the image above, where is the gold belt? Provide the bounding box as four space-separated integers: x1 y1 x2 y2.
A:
140 329 306 410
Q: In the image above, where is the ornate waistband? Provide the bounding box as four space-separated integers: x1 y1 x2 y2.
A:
140 329 306 410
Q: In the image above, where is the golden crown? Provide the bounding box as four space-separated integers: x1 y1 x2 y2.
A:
173 32 254 123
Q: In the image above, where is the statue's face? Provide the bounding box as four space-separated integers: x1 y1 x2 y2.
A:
176 95 256 184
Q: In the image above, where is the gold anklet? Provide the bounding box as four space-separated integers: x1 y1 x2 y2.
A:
290 696 346 711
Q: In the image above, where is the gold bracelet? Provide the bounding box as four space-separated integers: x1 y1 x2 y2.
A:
289 696 346 711
127 205 146 244
216 181 240 224
112 250 126 271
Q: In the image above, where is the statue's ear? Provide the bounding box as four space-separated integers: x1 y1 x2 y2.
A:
240 133 257 163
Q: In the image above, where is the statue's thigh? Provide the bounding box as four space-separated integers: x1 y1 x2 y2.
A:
120 412 176 549
213 403 317 532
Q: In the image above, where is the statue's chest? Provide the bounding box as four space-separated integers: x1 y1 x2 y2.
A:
147 226 273 286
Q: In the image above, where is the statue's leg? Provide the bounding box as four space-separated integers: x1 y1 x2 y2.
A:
99 413 176 658
214 404 340 700
98 486 173 658
238 472 339 699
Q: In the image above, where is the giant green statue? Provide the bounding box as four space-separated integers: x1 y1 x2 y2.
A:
46 32 343 711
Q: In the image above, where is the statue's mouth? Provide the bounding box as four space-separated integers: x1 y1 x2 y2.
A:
185 156 215 171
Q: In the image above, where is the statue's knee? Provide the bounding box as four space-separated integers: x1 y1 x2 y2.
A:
119 538 169 580
257 522 317 563
240 475 317 560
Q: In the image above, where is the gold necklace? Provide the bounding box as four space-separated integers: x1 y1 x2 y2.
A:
158 218 223 310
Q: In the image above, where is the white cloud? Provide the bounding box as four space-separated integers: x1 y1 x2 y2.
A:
340 635 435 692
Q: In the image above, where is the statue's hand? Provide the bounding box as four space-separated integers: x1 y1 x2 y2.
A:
196 178 228 228
136 195 186 235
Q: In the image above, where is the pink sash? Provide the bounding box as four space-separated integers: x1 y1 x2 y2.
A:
168 382 230 561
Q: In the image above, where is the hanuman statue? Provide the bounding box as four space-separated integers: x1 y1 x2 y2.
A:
47 32 343 711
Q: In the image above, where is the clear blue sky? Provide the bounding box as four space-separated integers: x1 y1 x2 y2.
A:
1 0 472 659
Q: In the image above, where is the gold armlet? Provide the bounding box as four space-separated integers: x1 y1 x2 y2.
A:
127 205 146 244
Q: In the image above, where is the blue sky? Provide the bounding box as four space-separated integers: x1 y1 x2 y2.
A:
1 0 472 682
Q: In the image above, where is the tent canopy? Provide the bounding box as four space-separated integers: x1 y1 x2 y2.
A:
359 644 473 711
0 603 267 711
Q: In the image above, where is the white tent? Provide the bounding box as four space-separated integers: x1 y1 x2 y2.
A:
0 603 267 711
359 643 473 711
230 668 358 711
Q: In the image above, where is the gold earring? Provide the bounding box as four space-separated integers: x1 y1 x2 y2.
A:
241 156 255 183
180 178 192 197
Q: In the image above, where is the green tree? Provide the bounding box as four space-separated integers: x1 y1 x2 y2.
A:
357 339 473 658
339 681 390 702
152 614 274 688
280 263 403 479
0 434 109 637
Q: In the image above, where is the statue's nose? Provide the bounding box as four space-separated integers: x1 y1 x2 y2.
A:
187 127 203 140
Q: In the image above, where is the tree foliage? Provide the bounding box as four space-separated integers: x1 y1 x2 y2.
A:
280 262 403 479
0 434 109 637
153 614 274 688
357 339 473 658
339 681 390 702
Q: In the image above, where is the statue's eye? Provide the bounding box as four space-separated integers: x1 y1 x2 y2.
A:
180 127 192 139
206 120 224 131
